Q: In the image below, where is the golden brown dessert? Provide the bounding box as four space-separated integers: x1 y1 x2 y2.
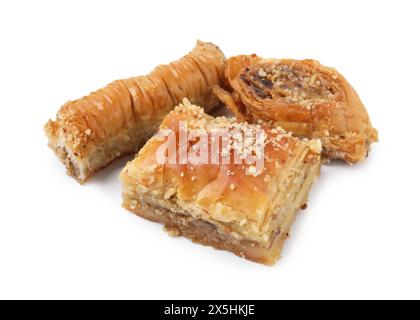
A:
214 55 378 163
45 41 225 183
119 99 321 265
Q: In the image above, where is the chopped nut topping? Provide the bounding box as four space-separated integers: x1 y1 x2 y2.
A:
241 63 338 108
258 69 267 77
164 188 177 200
308 139 322 154
129 200 138 210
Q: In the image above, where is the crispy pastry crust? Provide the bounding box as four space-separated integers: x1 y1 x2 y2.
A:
214 55 378 164
120 99 321 265
45 41 226 183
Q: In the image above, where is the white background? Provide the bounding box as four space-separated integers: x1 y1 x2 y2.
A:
0 0 419 300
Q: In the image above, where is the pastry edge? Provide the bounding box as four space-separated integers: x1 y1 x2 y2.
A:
121 161 320 265
45 120 152 184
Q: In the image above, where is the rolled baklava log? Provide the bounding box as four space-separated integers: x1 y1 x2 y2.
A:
120 99 322 265
45 41 226 183
214 55 378 164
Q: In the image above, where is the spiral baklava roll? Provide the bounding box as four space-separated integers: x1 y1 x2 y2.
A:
214 55 378 164
45 41 226 183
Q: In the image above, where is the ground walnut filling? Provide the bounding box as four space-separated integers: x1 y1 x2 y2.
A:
240 64 338 109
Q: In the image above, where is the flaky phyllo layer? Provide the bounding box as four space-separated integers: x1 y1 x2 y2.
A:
120 99 321 265
214 55 378 164
45 41 226 183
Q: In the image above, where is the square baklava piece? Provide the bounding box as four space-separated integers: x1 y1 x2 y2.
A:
119 99 321 265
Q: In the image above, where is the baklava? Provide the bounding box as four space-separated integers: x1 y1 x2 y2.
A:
119 99 321 265
45 41 226 183
214 55 378 163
